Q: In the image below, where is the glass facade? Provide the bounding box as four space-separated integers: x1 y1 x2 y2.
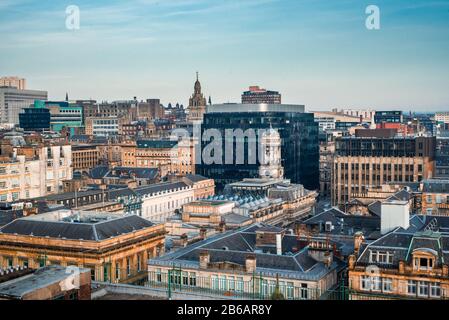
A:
197 110 319 190
19 108 51 131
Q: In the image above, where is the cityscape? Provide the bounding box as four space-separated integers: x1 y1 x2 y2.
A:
0 0 449 306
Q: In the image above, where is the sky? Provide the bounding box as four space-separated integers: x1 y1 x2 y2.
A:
0 0 448 111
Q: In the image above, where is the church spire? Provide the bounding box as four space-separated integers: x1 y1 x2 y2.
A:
65 92 68 102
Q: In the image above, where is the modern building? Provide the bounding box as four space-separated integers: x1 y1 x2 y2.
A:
148 223 345 300
197 103 319 191
435 112 449 124
0 210 165 284
18 107 51 132
241 86 281 104
332 135 436 206
0 87 47 124
85 116 119 137
374 111 403 125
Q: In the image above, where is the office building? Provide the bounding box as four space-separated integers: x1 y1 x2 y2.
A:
0 87 47 124
241 86 281 104
0 77 26 90
332 135 436 206
197 103 319 191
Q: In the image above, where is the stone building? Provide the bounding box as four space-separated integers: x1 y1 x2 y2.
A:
0 210 165 284
348 214 449 299
187 73 207 123
148 224 345 300
332 135 436 206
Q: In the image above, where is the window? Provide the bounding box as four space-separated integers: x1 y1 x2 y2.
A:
418 281 429 297
126 258 131 276
287 282 294 300
211 275 219 290
407 280 417 295
189 272 196 287
430 283 441 298
372 277 381 291
156 268 162 283
115 262 120 280
383 278 393 292
137 255 141 272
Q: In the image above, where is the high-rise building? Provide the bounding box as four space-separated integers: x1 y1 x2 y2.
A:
0 77 26 90
187 73 207 123
241 86 281 104
332 135 436 206
0 87 47 124
197 103 319 190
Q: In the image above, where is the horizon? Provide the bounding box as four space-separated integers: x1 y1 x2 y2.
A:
1 0 448 111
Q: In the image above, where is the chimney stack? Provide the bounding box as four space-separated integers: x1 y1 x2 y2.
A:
276 233 282 255
199 250 210 269
245 254 257 273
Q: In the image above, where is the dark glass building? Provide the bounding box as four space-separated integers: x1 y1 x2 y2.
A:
374 110 403 124
196 104 319 191
19 107 50 131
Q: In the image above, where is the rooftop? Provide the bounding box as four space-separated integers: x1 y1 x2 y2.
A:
0 265 90 299
0 210 155 241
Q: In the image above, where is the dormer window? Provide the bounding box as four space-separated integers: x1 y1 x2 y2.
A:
414 257 433 271
369 250 393 264
412 248 437 271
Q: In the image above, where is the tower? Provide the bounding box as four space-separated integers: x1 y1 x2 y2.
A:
187 72 207 123
259 128 284 179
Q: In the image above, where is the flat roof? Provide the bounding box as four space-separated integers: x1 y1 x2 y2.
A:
0 266 90 299
207 104 305 114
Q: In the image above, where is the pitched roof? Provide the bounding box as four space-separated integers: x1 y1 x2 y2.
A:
0 214 154 241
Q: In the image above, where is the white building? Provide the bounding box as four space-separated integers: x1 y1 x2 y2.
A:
435 112 449 124
0 144 72 201
135 182 195 223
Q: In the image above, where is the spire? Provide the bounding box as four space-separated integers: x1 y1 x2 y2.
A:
196 71 199 81
65 92 68 102
208 96 212 105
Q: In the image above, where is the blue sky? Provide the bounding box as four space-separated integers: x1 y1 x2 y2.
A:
0 0 448 111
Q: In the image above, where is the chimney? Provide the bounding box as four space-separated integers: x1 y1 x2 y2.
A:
245 254 257 273
353 232 365 255
199 250 210 269
381 200 410 234
276 233 282 255
199 228 207 240
180 233 188 247
348 255 356 270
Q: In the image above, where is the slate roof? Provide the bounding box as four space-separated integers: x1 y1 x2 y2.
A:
183 174 210 183
137 140 177 149
0 214 154 241
149 223 345 281
105 167 159 180
134 182 190 197
302 207 380 238
90 166 110 179
356 215 449 268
